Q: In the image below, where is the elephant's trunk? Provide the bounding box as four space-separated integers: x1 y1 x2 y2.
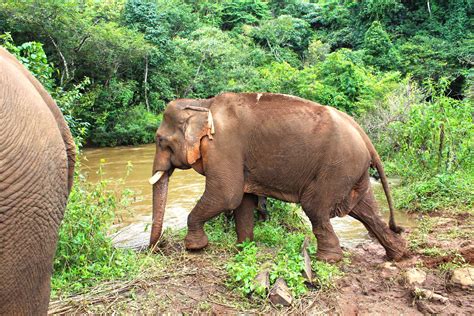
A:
150 170 170 248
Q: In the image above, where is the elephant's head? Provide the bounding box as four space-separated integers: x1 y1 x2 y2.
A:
149 98 215 247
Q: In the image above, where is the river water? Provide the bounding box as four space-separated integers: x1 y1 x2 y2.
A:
80 144 412 248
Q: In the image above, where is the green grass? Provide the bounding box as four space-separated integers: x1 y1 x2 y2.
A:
393 172 474 213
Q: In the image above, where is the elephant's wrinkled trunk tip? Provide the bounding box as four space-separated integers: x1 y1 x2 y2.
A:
150 170 169 249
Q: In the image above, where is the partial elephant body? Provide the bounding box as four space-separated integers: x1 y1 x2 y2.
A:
151 93 406 262
0 48 75 314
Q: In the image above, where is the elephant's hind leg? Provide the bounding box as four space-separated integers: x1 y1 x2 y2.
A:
349 185 406 260
302 191 344 262
234 193 258 244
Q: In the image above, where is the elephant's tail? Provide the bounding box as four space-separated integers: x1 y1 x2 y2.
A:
371 152 403 234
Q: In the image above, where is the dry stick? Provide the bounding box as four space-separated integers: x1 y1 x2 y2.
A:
144 54 149 112
207 299 237 309
47 34 69 85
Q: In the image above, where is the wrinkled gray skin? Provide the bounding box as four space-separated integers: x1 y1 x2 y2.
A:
150 93 406 262
0 47 75 315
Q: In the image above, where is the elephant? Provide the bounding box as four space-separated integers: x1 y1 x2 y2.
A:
0 47 75 314
149 92 406 262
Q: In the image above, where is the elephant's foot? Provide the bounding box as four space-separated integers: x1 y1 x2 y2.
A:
316 247 344 263
383 235 407 261
312 220 343 262
184 229 208 250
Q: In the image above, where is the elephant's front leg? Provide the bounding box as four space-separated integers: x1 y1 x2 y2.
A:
185 173 244 250
234 193 258 243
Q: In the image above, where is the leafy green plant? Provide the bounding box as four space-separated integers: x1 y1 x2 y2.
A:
52 164 139 295
0 32 54 90
312 260 344 290
225 199 342 299
269 234 308 297
226 241 263 296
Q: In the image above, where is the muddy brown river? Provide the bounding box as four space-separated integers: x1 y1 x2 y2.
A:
80 144 412 248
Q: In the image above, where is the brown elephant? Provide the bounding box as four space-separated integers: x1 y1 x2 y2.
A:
0 47 75 314
149 93 406 262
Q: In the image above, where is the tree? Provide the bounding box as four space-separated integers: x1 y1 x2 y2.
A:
221 0 270 30
251 15 312 64
363 20 399 71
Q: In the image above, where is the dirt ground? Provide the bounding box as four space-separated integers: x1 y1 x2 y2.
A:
49 211 473 315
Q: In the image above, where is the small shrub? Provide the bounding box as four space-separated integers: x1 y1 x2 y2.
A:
226 199 342 299
226 241 264 296
52 166 139 295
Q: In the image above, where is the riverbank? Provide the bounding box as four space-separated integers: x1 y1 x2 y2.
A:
49 207 473 314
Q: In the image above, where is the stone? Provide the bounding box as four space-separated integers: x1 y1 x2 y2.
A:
379 261 399 278
404 268 426 285
254 270 270 291
451 267 474 288
269 278 293 306
301 237 313 282
413 287 449 304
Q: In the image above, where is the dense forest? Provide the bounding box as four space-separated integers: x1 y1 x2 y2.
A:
1 1 473 310
1 0 472 208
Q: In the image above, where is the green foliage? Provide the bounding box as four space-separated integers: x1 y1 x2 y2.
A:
226 241 264 296
306 38 330 65
363 21 400 71
251 15 313 61
221 0 270 30
225 199 342 299
52 167 139 294
312 260 344 290
92 106 162 147
379 80 473 178
393 172 474 212
0 32 54 90
269 234 308 297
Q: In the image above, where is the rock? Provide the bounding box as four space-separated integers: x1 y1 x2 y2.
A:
413 287 449 304
254 270 270 291
416 301 441 314
451 267 474 288
301 237 313 282
379 262 399 278
110 223 150 251
269 278 293 306
404 268 426 285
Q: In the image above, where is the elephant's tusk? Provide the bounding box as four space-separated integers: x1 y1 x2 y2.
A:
208 111 215 135
149 171 164 185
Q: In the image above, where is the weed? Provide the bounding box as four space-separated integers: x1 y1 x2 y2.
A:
438 253 467 274
408 217 434 250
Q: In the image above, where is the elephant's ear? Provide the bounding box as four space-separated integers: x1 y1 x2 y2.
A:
183 105 215 165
